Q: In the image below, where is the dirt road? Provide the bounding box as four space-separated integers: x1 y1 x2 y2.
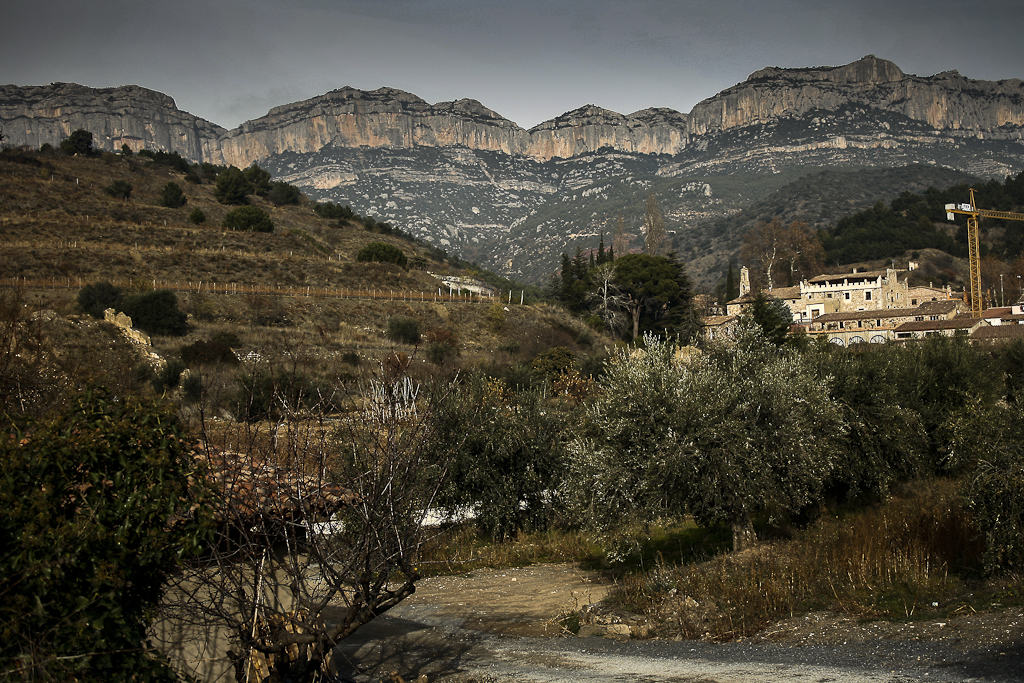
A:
331 564 1023 683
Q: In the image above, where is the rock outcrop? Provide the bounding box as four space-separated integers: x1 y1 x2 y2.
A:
688 55 1024 139
0 82 226 159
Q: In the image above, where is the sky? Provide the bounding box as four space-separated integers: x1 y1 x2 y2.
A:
4 0 1023 131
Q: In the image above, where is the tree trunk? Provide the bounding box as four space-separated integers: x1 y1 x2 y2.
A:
731 514 756 552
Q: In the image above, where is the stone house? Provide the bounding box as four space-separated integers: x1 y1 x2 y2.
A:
799 300 964 346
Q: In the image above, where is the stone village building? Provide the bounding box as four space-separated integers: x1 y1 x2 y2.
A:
700 265 1024 345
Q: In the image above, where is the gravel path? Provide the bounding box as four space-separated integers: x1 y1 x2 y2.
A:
330 565 1024 683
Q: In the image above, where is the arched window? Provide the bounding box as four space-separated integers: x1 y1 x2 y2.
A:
870 335 886 344
830 337 845 347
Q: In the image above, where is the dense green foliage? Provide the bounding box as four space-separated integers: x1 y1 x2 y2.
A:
59 129 95 156
313 201 355 221
158 181 187 208
213 166 252 205
0 391 214 681
267 180 302 206
222 205 273 232
819 171 1024 263
104 179 133 200
428 375 565 539
120 289 189 336
76 280 123 318
356 241 407 267
738 292 792 347
613 253 697 339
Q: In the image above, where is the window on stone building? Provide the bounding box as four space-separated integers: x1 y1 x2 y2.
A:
865 291 872 301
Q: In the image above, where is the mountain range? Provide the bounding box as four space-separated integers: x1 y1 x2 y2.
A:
3 55 1023 288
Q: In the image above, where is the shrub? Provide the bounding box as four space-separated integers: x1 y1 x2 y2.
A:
387 316 421 345
213 166 252 204
188 207 206 225
59 129 95 156
159 181 187 208
121 289 188 336
267 181 302 206
356 242 407 268
425 340 455 365
531 346 575 382
104 179 133 200
77 280 124 318
487 303 506 333
152 358 186 393
341 351 361 366
223 206 273 232
180 340 238 365
210 330 241 348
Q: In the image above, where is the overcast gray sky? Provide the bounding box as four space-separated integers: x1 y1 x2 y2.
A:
4 0 1023 130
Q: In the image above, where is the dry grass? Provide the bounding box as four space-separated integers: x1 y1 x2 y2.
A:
604 479 1000 640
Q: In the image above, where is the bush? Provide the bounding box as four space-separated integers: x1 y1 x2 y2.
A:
223 206 273 232
0 391 213 680
267 181 302 206
159 181 187 208
104 179 133 200
121 289 188 336
188 208 206 225
77 280 124 318
213 166 252 205
313 202 355 221
210 330 241 348
356 242 407 267
387 316 421 345
152 358 186 393
531 346 575 382
487 303 506 333
180 340 238 365
425 340 456 365
59 129 95 156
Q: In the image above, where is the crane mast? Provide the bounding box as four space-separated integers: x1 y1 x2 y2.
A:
945 188 1024 317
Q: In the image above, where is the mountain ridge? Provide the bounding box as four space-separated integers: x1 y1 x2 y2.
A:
4 55 1024 288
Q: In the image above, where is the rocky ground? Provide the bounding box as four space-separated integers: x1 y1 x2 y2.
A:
333 564 1024 683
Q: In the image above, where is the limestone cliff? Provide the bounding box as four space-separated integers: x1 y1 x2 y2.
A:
688 55 1024 139
524 105 688 159
0 82 225 159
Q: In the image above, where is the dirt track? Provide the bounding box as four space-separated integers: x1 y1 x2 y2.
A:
332 564 1024 683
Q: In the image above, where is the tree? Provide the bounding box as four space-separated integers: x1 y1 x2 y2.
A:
188 207 206 225
59 128 95 156
77 280 124 318
738 291 792 347
214 166 252 205
386 315 421 344
428 374 564 539
222 206 273 232
121 289 189 336
159 181 187 208
104 179 133 200
612 253 695 339
243 163 272 197
160 366 468 682
612 213 629 260
643 192 667 257
741 217 823 291
0 391 214 681
267 180 302 206
565 334 843 551
356 242 407 267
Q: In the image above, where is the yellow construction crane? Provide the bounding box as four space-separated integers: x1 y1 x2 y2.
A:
945 188 1024 316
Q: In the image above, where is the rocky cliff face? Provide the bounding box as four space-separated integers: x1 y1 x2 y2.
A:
4 57 1024 288
0 82 226 160
688 55 1024 139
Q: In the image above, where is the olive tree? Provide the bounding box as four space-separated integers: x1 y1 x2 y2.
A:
565 333 843 551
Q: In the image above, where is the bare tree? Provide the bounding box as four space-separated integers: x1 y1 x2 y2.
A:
157 366 465 682
740 218 823 291
643 193 667 257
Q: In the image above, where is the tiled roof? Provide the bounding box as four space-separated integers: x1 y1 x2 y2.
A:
198 448 357 525
895 318 983 332
971 324 1024 340
806 269 901 284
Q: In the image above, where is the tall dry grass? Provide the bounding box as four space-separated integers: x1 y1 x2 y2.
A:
607 479 990 639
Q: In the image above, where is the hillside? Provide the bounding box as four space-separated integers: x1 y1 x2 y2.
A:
0 148 609 412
